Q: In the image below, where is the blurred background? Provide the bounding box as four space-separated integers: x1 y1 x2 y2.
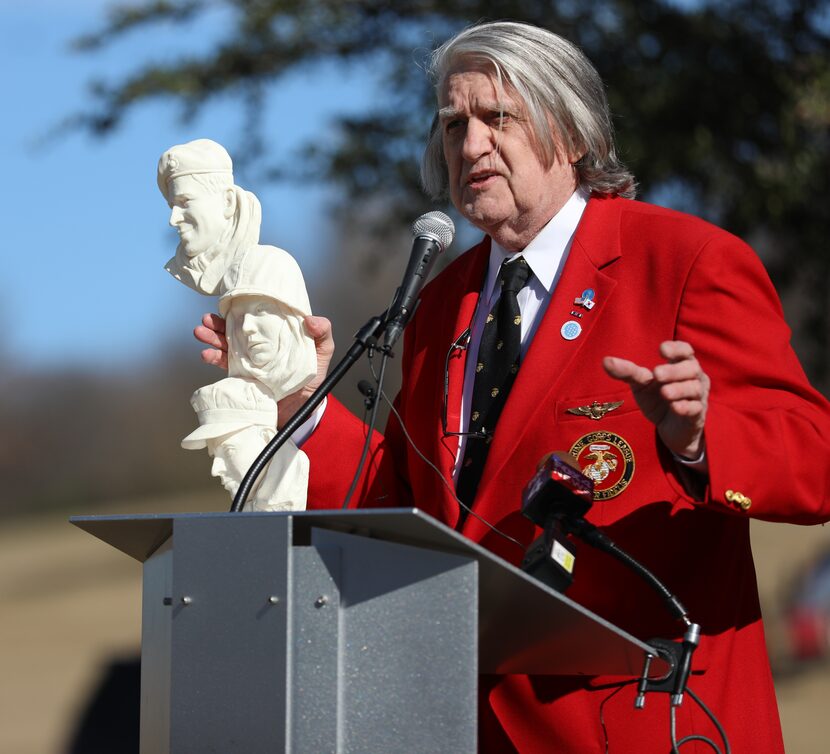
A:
2 0 829 751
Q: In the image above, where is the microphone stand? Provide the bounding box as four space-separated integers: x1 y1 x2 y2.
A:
230 312 386 513
519 455 702 709
546 511 701 709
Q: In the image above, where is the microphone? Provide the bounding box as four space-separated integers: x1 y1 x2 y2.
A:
521 452 594 526
520 453 595 593
383 211 455 349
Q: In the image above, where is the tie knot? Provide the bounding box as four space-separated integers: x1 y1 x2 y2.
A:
499 257 531 295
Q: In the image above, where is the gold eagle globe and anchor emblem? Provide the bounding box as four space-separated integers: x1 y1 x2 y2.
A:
569 431 635 500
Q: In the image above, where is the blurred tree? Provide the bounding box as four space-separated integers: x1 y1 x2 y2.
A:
0 349 223 515
70 0 830 391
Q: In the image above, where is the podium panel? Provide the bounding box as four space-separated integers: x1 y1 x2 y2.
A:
72 508 665 752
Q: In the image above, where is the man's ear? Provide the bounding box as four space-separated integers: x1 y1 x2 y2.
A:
223 187 237 219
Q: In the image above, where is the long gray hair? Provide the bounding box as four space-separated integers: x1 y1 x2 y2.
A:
421 21 636 199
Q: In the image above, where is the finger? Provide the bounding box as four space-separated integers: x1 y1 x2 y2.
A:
603 356 655 388
304 315 335 357
666 399 706 419
194 324 228 350
304 315 332 340
653 359 702 384
202 312 226 334
659 340 695 362
201 348 228 370
659 379 705 402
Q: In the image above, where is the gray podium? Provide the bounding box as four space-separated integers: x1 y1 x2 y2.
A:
71 508 666 754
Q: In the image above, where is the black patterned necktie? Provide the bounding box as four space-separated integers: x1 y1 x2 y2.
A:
456 256 532 518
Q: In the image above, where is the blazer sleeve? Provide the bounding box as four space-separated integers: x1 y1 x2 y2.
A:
675 232 830 523
302 319 420 511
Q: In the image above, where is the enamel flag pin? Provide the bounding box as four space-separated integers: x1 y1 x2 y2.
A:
574 288 596 310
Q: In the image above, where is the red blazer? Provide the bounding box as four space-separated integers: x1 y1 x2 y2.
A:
304 195 830 753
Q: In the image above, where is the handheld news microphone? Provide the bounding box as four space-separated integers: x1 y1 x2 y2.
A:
383 211 455 349
521 452 595 592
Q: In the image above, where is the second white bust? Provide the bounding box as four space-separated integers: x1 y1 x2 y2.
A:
160 139 316 510
182 378 309 511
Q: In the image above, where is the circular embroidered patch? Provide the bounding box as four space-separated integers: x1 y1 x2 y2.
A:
561 320 582 340
569 431 635 500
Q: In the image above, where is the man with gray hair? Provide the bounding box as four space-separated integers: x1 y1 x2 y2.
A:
198 20 830 753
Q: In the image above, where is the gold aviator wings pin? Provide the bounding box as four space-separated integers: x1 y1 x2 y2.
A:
566 400 624 421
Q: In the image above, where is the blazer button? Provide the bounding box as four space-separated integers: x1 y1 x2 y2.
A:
725 489 751 510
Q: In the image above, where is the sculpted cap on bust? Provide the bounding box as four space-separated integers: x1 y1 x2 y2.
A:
157 138 262 296
157 139 234 201
180 376 309 511
181 376 276 450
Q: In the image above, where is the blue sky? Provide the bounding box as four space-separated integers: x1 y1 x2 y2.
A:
2 0 378 369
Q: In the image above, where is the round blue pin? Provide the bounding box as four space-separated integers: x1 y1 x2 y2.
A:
561 320 582 341
581 288 595 302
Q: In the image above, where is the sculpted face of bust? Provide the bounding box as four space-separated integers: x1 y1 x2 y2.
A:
229 295 291 374
167 174 235 258
206 426 271 493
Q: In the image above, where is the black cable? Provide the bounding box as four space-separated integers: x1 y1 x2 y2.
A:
341 349 389 509
230 312 385 512
575 523 689 624
377 386 525 551
598 681 636 753
671 705 722 754
668 686 732 754
685 688 731 754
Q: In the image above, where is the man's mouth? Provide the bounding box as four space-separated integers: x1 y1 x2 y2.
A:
466 170 500 189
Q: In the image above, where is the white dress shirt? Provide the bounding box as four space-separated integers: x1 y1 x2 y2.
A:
295 188 590 459
453 188 589 478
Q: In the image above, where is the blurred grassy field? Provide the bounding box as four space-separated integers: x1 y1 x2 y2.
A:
1 493 828 753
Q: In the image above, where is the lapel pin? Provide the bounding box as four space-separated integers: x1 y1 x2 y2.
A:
566 400 624 420
561 320 582 341
574 288 596 310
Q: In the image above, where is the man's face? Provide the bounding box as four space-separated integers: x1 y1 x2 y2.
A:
206 428 265 493
167 174 232 257
439 69 577 250
229 296 287 373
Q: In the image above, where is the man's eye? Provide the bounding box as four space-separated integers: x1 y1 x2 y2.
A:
444 119 464 133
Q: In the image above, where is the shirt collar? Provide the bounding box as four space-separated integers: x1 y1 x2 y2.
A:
485 187 589 303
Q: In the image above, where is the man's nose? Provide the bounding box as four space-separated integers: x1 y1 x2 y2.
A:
210 456 225 478
169 205 184 226
461 118 495 163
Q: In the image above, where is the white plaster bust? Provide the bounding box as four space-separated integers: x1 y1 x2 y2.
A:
157 139 261 296
181 377 309 511
220 244 316 400
159 139 317 507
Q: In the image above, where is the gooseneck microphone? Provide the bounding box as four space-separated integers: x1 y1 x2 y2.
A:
383 211 455 349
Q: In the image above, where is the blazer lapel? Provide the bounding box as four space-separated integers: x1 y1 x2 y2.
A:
471 197 623 503
428 239 490 519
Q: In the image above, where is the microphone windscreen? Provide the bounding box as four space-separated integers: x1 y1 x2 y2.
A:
411 211 455 250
